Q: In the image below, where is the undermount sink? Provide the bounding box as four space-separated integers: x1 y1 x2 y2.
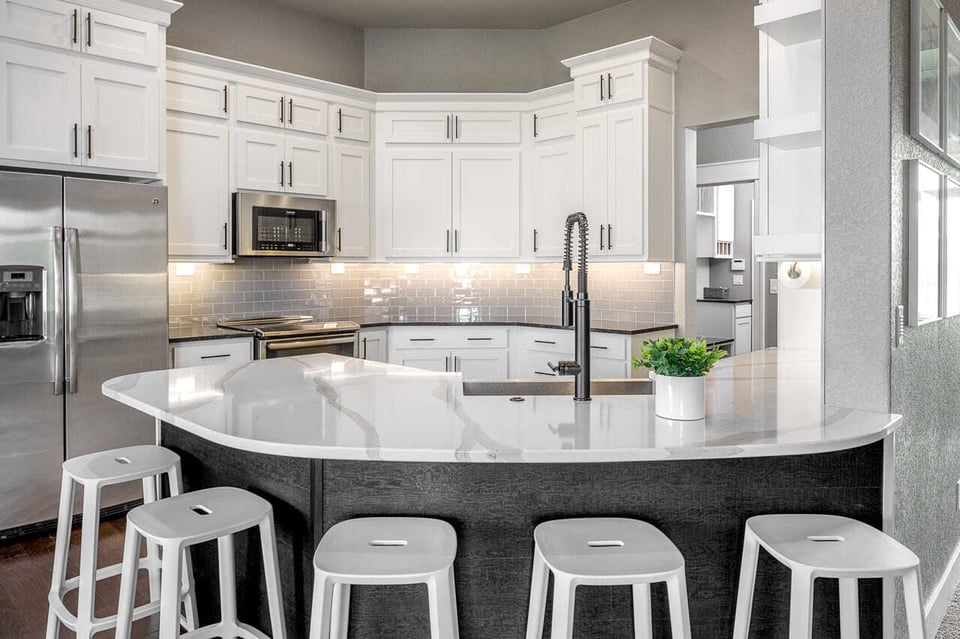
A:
461 378 654 397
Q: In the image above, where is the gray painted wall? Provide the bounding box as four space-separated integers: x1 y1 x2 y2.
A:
167 0 365 87
697 121 759 165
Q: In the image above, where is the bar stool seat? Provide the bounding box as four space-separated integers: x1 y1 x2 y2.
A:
526 517 692 639
115 487 286 639
309 517 459 639
732 514 925 639
46 445 196 639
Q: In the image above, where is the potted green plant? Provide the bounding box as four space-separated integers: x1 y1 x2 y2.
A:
632 337 726 420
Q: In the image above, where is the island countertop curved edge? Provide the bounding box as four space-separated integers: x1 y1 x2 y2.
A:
102 349 903 463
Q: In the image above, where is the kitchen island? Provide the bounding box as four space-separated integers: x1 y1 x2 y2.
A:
104 350 902 638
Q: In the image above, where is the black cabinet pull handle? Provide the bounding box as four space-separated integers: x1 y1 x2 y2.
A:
337 227 342 253
409 338 435 342
72 123 78 158
338 108 343 133
455 115 460 139
600 224 605 250
288 98 293 125
535 371 555 376
607 73 613 100
591 345 608 350
533 113 538 138
466 337 493 341
222 222 228 250
85 12 91 47
599 74 604 101
280 97 285 123
223 85 228 113
86 125 91 159
533 228 538 253
446 229 451 253
446 115 450 140
534 340 556 345
280 161 284 186
72 9 78 44
200 354 231 360
362 337 367 359
608 224 613 249
288 161 293 187
454 229 459 253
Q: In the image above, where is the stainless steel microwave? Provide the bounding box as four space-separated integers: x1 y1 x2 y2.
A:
233 191 335 258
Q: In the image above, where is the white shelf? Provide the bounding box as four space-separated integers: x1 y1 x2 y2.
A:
754 111 821 150
753 233 822 260
755 0 822 45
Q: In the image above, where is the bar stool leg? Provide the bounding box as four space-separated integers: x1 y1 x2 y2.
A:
632 583 652 639
258 515 287 639
74 484 102 639
330 583 350 639
165 465 197 631
666 571 692 639
45 474 75 639
549 574 577 639
427 565 460 639
525 547 549 639
838 578 860 639
788 569 814 639
732 529 760 639
115 524 143 639
158 541 184 639
218 534 239 631
141 475 162 601
902 568 927 639
308 573 335 639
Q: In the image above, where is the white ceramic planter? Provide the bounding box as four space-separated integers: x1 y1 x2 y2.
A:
652 373 705 420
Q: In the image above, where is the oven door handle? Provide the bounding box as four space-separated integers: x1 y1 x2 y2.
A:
265 336 357 351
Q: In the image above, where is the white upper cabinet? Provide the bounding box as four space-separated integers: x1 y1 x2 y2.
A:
381 149 452 258
167 70 228 119
0 0 78 50
237 84 328 135
333 144 370 257
528 139 576 257
564 37 681 261
381 111 520 144
166 117 229 259
331 104 371 142
284 134 328 196
531 102 574 142
452 149 520 258
81 60 158 172
82 8 158 67
0 44 80 165
235 128 285 191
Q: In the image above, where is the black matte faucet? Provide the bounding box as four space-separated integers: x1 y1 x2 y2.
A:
549 212 591 401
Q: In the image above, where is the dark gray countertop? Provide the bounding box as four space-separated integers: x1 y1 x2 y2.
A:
696 298 753 304
169 326 251 343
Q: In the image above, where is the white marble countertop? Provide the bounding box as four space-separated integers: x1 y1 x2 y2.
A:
102 349 903 463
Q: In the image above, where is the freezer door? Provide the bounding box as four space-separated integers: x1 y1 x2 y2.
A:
63 178 167 507
0 172 65 530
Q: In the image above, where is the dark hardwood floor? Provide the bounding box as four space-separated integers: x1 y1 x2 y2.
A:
0 516 160 639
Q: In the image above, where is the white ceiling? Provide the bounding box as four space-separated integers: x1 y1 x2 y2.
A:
274 0 633 29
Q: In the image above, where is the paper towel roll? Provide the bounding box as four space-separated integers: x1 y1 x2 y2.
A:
779 261 812 289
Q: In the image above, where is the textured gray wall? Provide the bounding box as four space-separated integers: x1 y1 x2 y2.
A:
888 0 960 625
167 0 365 87
697 121 759 165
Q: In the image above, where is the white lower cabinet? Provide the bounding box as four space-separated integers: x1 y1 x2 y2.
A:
387 327 509 380
734 316 753 357
171 338 253 369
450 349 509 379
359 329 387 362
696 301 753 356
391 348 450 373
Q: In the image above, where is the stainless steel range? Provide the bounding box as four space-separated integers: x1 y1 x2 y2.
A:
218 316 360 359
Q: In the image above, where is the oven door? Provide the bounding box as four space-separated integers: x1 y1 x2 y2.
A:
258 333 358 359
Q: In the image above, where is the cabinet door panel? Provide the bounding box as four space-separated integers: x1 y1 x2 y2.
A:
530 140 576 257
83 9 159 67
235 128 284 192
166 117 229 258
81 61 158 172
333 144 370 257
0 44 80 165
734 317 752 356
382 112 450 144
391 349 449 372
286 94 327 135
532 102 574 141
607 62 645 105
451 349 508 380
0 0 78 50
359 330 387 362
452 150 520 258
285 134 328 196
573 74 605 111
606 106 644 256
382 150 452 257
167 70 227 119
453 111 520 144
236 84 284 129
332 104 370 142
575 112 607 253
591 356 630 379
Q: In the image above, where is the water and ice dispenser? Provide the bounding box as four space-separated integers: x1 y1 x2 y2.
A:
0 266 44 342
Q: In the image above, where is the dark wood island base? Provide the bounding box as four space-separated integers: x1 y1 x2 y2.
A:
162 423 885 638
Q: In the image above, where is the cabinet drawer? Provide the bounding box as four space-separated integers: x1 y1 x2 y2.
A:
332 104 370 142
450 327 508 348
167 71 228 119
519 329 574 354
172 338 252 368
532 102 574 141
382 112 450 144
589 332 627 360
735 303 752 319
454 111 521 144
391 327 508 350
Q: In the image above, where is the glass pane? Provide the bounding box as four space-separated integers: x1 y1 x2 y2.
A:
917 164 942 323
920 0 942 145
947 178 960 316
948 20 960 159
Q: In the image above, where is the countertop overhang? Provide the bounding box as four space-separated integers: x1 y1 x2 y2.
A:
103 350 902 463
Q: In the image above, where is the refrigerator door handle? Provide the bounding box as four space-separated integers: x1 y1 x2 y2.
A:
52 226 65 396
64 227 79 394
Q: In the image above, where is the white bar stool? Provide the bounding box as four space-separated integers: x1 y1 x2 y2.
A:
525 517 692 639
732 514 925 639
115 486 286 639
308 517 459 639
45 444 197 639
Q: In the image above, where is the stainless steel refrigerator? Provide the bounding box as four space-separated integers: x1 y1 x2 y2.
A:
0 171 168 533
